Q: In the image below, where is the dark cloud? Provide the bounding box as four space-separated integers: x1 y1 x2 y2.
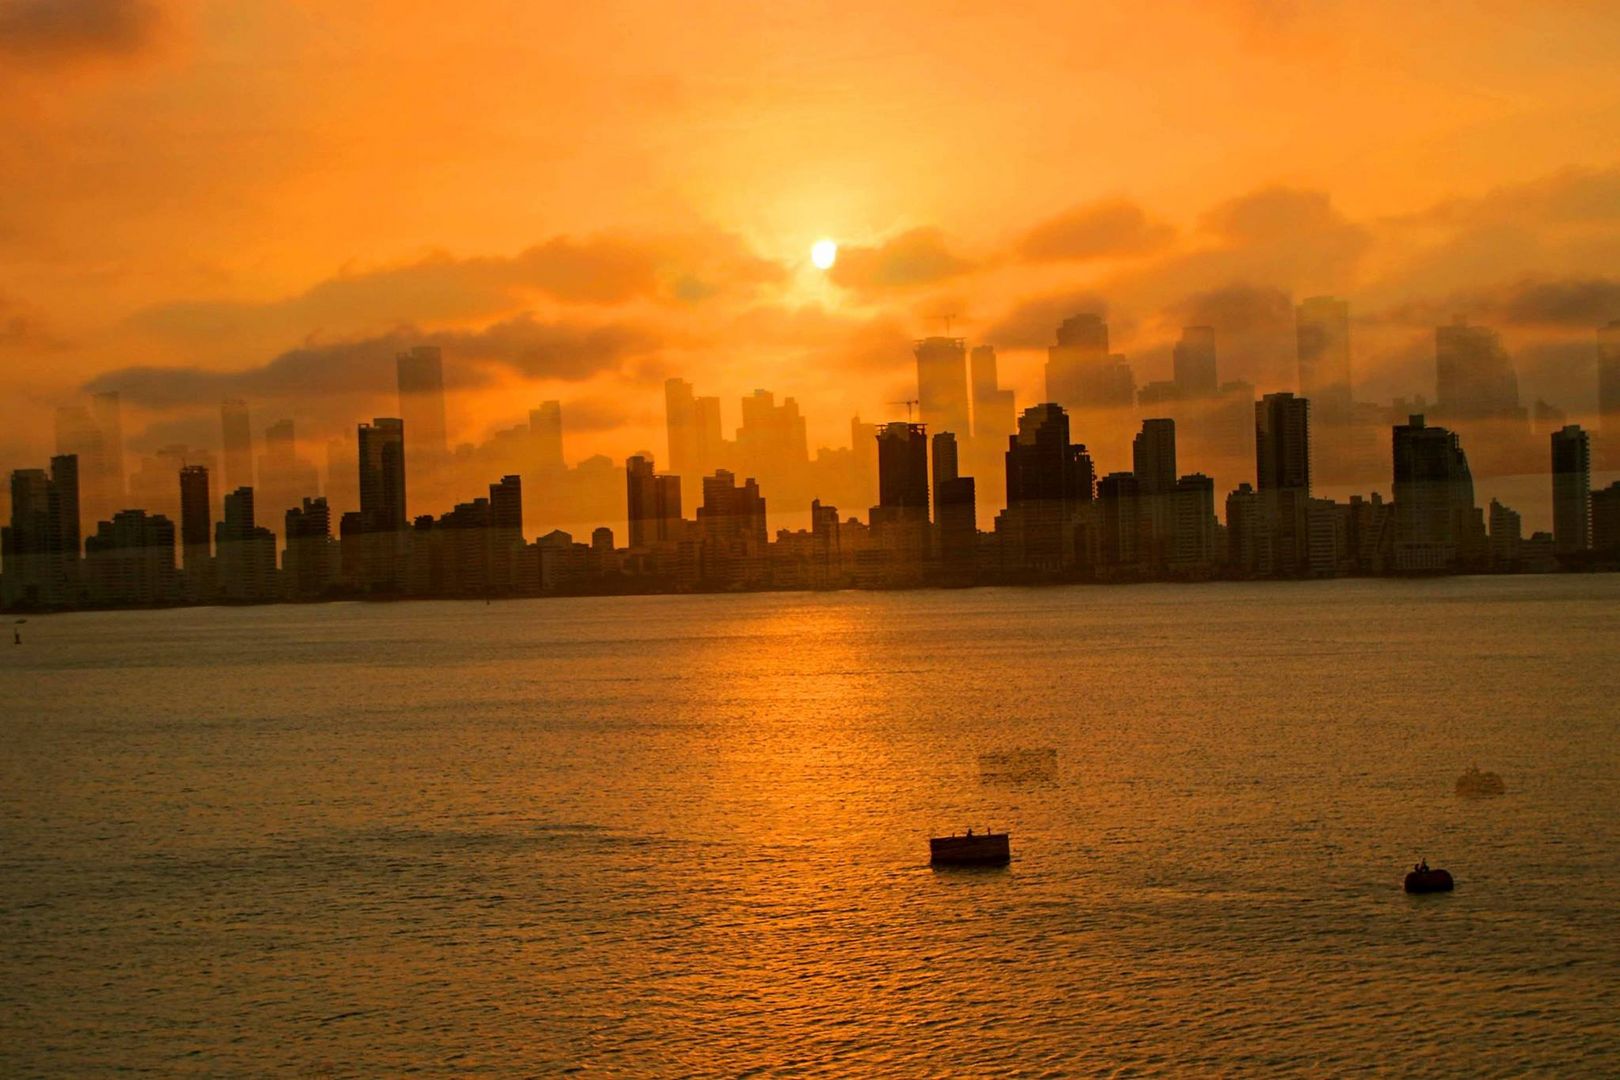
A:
1413 166 1620 229
126 229 787 346
84 314 659 411
985 291 1114 349
826 228 974 295
1480 278 1620 328
0 0 161 64
1018 198 1174 262
0 291 64 350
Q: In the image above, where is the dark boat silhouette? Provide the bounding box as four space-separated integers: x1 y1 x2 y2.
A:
930 829 1010 867
1404 861 1454 894
1455 765 1505 798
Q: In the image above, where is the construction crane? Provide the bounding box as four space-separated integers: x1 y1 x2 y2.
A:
888 399 920 422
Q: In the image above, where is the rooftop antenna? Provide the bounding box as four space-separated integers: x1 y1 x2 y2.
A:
940 312 958 337
888 399 920 422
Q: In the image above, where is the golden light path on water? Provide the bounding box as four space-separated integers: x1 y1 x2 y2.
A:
2 577 1618 1074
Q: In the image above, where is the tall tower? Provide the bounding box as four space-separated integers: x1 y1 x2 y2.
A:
1296 297 1352 420
530 401 564 471
221 398 254 492
914 337 971 442
875 422 930 517
397 345 449 476
1599 321 1620 439
1255 393 1311 495
1173 326 1218 399
1132 418 1177 495
1551 424 1591 553
357 418 407 532
179 464 212 573
1045 314 1110 411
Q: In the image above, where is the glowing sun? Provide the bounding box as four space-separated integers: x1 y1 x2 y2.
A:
811 238 838 270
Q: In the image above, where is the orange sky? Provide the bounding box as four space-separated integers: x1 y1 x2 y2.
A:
4 0 1620 471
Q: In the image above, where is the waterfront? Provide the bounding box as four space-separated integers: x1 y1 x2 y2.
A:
3 576 1618 1074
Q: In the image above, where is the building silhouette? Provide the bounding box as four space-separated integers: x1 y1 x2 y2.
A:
626 454 683 547
1255 392 1310 574
1 455 80 608
216 487 277 600
1550 424 1591 553
221 398 254 493
970 346 1016 447
358 418 407 533
283 496 336 599
397 346 449 488
83 509 175 605
871 422 931 566
915 337 971 442
1296 297 1352 421
1600 321 1620 450
1173 326 1218 399
178 464 213 600
1392 415 1484 571
1591 481 1620 555
931 431 977 569
1045 314 1133 413
997 403 1094 572
1133 418 1177 566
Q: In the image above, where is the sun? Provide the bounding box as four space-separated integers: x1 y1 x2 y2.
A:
811 238 837 270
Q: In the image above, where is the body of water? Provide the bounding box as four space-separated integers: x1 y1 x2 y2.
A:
3 576 1618 1074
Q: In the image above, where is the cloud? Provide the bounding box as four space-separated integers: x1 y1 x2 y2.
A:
0 290 65 351
125 229 787 348
826 228 974 295
0 0 162 65
1375 277 1620 332
985 291 1115 349
1164 283 1297 389
1018 198 1174 262
84 314 660 412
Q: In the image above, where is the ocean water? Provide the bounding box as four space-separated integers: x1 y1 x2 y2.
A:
2 577 1618 1075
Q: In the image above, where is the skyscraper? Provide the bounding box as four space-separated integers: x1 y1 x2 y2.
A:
1550 424 1591 553
179 464 212 577
999 403 1095 571
626 454 683 547
221 398 254 492
1045 315 1133 411
1132 419 1177 496
397 346 449 474
1173 326 1218 399
932 431 976 568
530 401 565 472
1255 393 1310 494
490 475 523 537
1256 392 1310 575
1599 321 1620 440
665 379 701 476
216 486 277 600
1435 317 1521 421
969 345 1016 446
358 418 407 533
914 337 971 441
1296 297 1352 420
875 422 930 516
1392 415 1484 570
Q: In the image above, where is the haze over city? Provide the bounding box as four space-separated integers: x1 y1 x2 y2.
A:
4 3 1620 1075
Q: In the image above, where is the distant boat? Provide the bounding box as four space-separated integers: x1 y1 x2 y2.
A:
1455 765 1505 798
1404 861 1455 894
930 830 1010 867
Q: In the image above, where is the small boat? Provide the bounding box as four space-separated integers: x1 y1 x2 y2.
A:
1455 765 1505 798
930 829 1010 867
1404 861 1455 894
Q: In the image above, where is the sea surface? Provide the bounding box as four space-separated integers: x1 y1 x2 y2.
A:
3 577 1618 1076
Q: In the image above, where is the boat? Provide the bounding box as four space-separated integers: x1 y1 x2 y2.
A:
1404 861 1455 894
930 829 1010 867
1455 765 1505 798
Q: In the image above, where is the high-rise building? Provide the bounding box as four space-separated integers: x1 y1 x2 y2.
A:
397 346 449 475
1255 392 1311 575
1173 326 1218 399
283 496 336 599
932 431 976 568
215 486 277 600
1392 415 1484 570
358 418 407 534
915 337 971 442
1170 474 1218 568
998 403 1095 572
1094 472 1142 568
490 475 523 537
179 464 212 579
626 455 683 547
1591 482 1620 554
1488 498 1522 568
875 422 929 516
530 401 565 472
1296 297 1352 420
665 379 701 476
1256 393 1310 494
257 419 318 535
221 398 254 493
1132 419 1177 496
1435 317 1522 421
1600 321 1620 440
90 391 126 502
82 510 176 605
737 389 808 491
1 456 80 608
970 345 1016 447
1550 424 1591 553
1045 315 1133 411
